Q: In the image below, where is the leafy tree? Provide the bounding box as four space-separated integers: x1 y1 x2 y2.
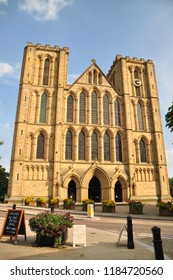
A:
165 103 173 132
0 165 9 202
169 178 173 197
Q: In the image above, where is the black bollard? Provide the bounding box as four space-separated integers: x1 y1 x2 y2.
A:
127 216 134 249
12 204 16 210
50 206 54 213
151 226 164 260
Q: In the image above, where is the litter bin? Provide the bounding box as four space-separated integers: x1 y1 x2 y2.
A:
87 204 94 218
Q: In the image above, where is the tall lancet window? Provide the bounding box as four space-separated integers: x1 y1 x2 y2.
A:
104 132 110 161
79 92 86 123
39 92 47 123
137 102 144 130
66 95 74 122
114 99 121 126
103 94 109 125
91 131 98 160
116 133 122 162
65 130 73 160
91 91 98 124
43 58 50 85
36 133 44 159
78 131 85 160
140 139 147 162
134 69 141 96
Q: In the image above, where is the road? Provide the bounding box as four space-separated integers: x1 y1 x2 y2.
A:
0 207 173 259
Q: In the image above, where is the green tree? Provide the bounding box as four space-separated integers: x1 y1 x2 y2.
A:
0 165 9 202
165 103 173 132
169 178 173 197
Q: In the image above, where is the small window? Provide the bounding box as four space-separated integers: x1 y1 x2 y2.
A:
66 95 74 122
65 130 72 160
91 91 98 124
79 92 86 123
43 58 50 85
39 92 47 123
78 131 85 160
36 133 44 159
104 132 110 161
91 131 98 160
140 139 147 162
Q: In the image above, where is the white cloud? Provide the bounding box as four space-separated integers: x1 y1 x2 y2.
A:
0 0 8 4
0 62 21 79
18 0 73 21
0 62 13 76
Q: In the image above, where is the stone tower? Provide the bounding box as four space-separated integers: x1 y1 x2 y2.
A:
7 43 170 203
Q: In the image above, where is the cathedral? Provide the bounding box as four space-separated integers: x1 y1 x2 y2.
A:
7 42 170 203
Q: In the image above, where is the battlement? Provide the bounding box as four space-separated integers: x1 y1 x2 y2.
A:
26 42 69 53
107 54 153 77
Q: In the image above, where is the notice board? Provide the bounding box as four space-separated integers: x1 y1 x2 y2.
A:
0 209 27 243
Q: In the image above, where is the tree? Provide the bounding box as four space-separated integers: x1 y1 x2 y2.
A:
165 103 173 132
0 165 9 202
169 178 173 197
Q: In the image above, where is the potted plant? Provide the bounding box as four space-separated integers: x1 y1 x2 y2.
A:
49 197 59 208
63 198 75 210
102 200 116 213
36 197 47 207
25 197 35 206
82 199 95 211
28 211 74 247
156 200 173 216
129 200 143 214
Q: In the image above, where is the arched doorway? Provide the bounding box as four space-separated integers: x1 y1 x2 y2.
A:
68 180 76 201
88 176 101 202
114 181 122 202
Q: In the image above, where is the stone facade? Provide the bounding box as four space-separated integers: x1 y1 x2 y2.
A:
7 42 171 203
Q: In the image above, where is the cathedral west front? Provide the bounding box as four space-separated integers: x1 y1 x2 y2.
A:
7 42 170 203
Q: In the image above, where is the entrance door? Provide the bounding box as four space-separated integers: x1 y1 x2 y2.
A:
68 180 76 201
114 181 122 202
88 176 101 202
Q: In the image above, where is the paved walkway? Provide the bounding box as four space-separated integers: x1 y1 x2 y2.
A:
0 203 172 260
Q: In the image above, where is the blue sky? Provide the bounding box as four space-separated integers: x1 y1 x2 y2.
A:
0 0 172 177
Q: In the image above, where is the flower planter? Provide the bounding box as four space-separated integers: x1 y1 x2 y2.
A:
36 230 68 247
159 208 173 216
102 205 115 213
129 205 143 214
63 203 75 210
37 201 47 207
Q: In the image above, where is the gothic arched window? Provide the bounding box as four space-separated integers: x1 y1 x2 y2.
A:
88 72 92 84
79 92 86 123
103 94 110 125
116 133 122 162
98 73 102 85
66 95 74 122
91 91 98 124
114 99 121 126
36 133 44 159
137 102 144 130
140 139 147 162
91 131 98 160
104 132 110 161
78 131 85 160
93 69 97 84
39 92 47 123
65 130 73 160
43 58 50 85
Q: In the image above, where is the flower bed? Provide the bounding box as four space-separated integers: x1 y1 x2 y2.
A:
29 211 73 247
129 200 143 214
102 200 116 213
63 198 75 210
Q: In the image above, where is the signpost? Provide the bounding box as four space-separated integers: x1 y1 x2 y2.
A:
0 209 27 244
73 225 86 247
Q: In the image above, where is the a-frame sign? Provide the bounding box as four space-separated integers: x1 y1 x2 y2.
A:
0 209 27 244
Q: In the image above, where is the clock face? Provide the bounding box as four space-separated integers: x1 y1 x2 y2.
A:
134 79 141 87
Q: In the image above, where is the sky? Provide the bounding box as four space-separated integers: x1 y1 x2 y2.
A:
0 0 172 177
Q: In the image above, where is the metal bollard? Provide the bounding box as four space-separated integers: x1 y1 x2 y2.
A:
50 206 54 213
12 204 16 210
151 226 164 260
127 216 134 249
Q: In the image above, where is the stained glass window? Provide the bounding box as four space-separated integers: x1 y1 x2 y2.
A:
91 91 98 124
67 95 74 122
78 131 85 160
36 133 44 159
104 132 110 161
116 133 122 162
103 94 109 125
137 102 144 130
91 131 98 160
79 92 86 123
140 139 147 162
65 130 72 160
114 100 121 126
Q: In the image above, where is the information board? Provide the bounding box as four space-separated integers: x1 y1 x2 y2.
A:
0 210 27 243
73 225 86 247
